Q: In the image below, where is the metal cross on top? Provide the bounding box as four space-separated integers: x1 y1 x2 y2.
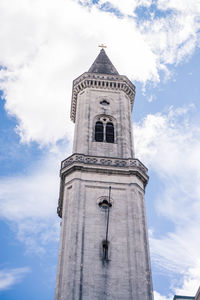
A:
98 44 107 49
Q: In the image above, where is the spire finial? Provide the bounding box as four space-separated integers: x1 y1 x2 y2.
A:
98 44 107 49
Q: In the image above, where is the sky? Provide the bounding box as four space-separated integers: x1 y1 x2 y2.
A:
0 0 200 299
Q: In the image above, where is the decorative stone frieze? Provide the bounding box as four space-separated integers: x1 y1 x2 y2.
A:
61 153 147 174
70 72 136 122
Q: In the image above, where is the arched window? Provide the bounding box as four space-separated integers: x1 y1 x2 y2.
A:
106 122 114 143
94 116 115 143
95 121 103 142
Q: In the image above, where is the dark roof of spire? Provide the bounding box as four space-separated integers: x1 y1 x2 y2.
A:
88 49 119 75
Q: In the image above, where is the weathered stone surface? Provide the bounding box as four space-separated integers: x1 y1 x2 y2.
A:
55 50 154 300
72 89 135 159
70 72 135 123
55 169 153 300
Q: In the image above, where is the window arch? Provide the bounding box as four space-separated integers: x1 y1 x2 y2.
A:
95 121 103 142
94 116 115 143
106 122 114 143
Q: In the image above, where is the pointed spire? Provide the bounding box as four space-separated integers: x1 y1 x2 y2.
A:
88 49 119 75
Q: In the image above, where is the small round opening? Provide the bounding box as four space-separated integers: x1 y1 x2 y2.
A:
98 199 112 210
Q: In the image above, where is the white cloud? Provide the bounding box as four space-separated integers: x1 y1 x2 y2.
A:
157 0 200 13
134 105 200 296
174 264 200 297
135 104 198 173
140 0 200 66
97 0 138 15
134 104 200 222
135 105 200 211
0 267 30 291
0 0 199 144
96 0 153 16
154 291 172 300
16 219 60 255
0 153 59 220
148 94 156 102
0 143 71 253
0 0 159 145
153 264 200 299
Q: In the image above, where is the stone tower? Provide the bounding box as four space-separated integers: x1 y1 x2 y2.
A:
55 49 154 300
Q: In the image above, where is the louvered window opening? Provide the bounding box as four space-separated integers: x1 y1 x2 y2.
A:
106 122 114 143
95 121 104 142
95 121 114 143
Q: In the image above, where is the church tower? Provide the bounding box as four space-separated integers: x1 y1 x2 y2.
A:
55 48 154 300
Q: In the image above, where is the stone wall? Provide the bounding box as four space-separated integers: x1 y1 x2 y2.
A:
55 168 153 300
73 88 135 159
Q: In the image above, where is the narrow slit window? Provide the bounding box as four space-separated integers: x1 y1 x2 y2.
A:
106 122 114 143
95 121 103 142
102 240 109 261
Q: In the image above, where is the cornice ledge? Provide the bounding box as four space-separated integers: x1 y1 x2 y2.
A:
70 72 136 122
57 154 148 218
61 165 148 185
